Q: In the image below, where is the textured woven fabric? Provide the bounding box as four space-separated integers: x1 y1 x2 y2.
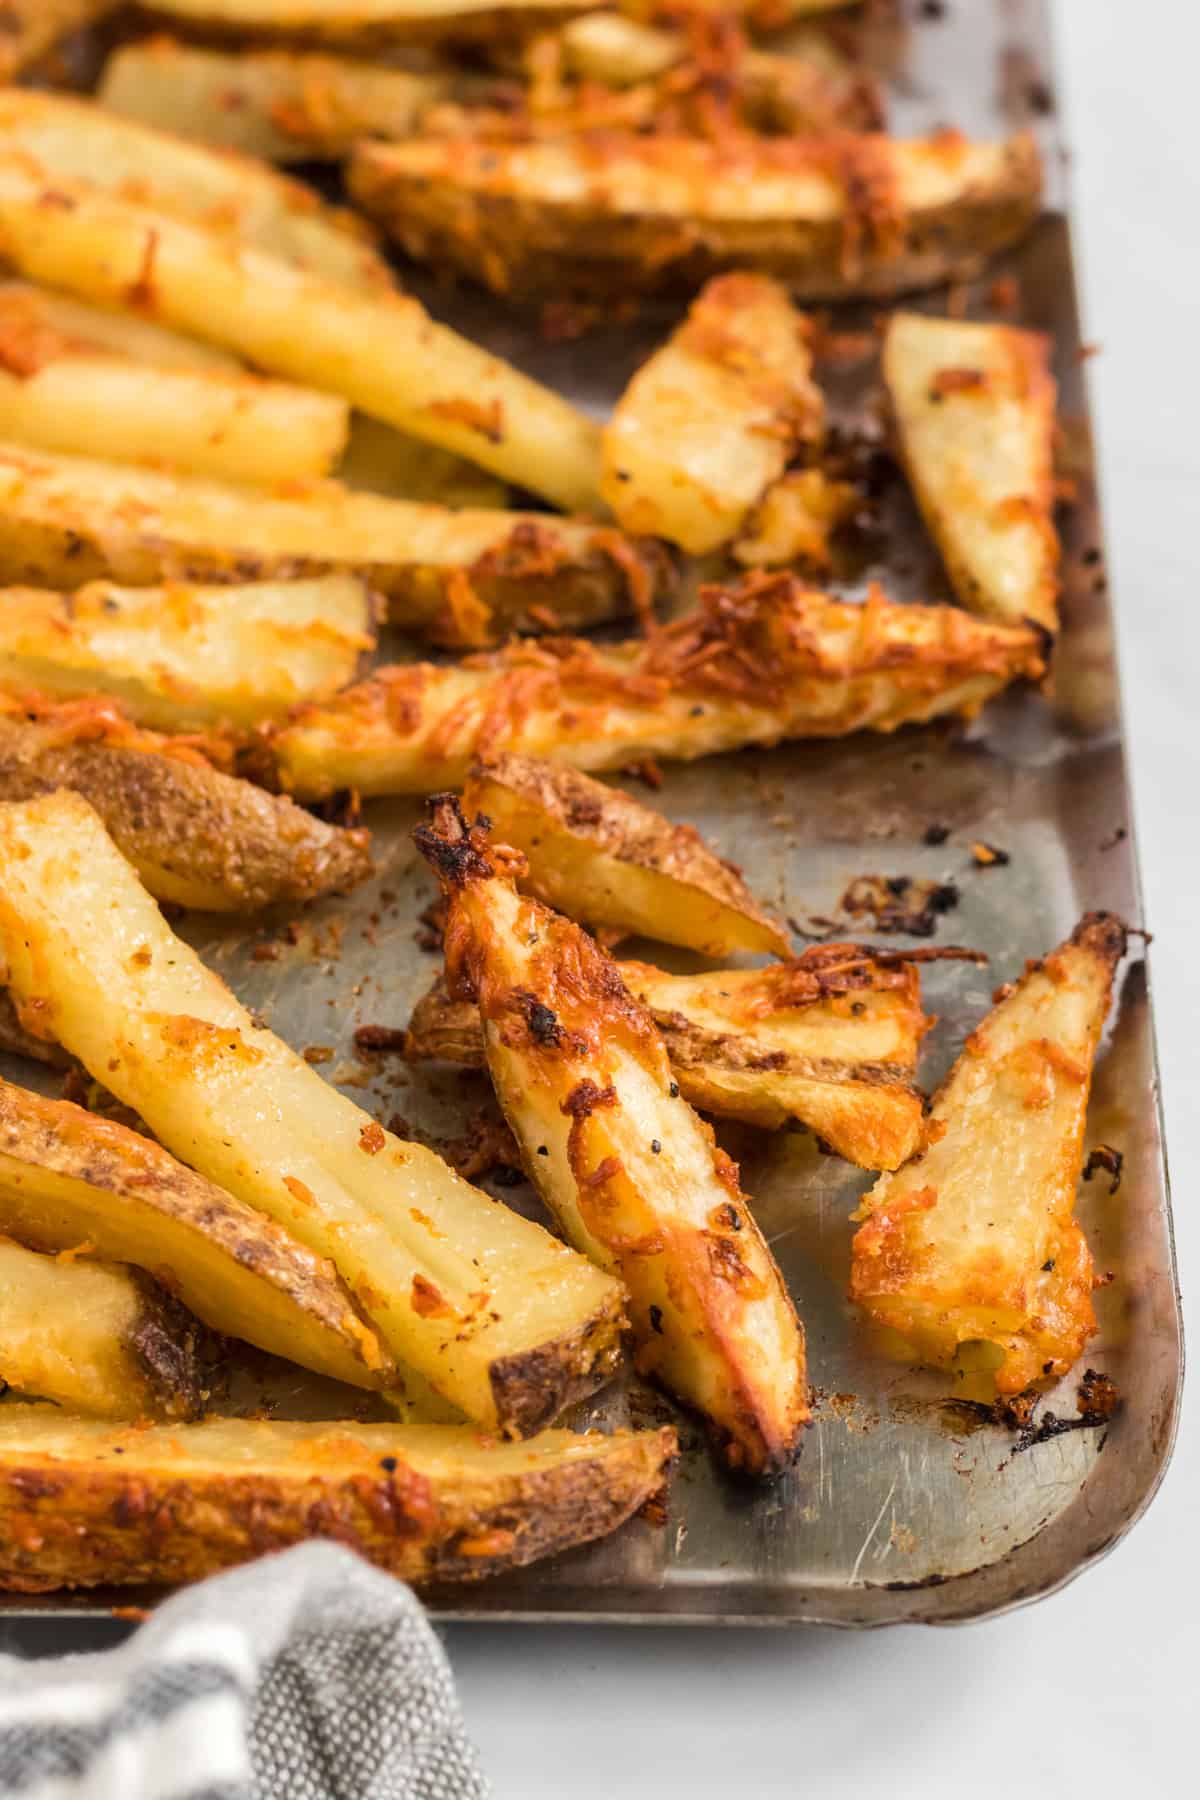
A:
0 1544 489 1800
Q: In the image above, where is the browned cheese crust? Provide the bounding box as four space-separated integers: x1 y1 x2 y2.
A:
0 697 371 910
463 752 791 957
349 128 1042 301
0 1410 677 1592
415 801 809 1474
273 572 1048 799
849 914 1127 1396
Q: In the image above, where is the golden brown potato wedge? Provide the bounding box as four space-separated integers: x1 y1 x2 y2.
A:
138 0 594 44
463 753 790 958
416 800 809 1474
0 2 115 81
883 312 1060 633
0 340 349 486
0 89 389 293
849 913 1127 1396
0 1408 676 1593
0 281 242 373
406 945 932 1171
0 697 372 912
349 129 1042 301
99 37 449 163
0 577 373 731
0 1077 395 1391
0 158 603 511
601 273 823 554
0 444 656 647
0 1234 207 1421
0 792 627 1434
273 574 1047 799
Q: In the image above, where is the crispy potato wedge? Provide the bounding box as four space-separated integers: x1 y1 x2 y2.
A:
99 38 448 163
0 793 627 1433
0 159 603 511
273 573 1047 798
0 1077 395 1390
406 945 932 1170
601 273 823 554
883 312 1060 633
348 129 1042 301
463 752 790 958
0 1234 207 1421
849 914 1127 1395
0 699 372 911
0 89 389 292
0 349 349 487
138 0 594 44
0 2 115 81
0 444 654 647
0 281 242 373
339 414 508 510
0 1408 676 1592
417 801 809 1474
0 577 373 731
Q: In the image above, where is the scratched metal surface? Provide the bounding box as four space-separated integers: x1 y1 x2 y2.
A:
0 0 1182 1626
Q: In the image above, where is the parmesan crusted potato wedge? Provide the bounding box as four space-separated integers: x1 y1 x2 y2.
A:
850 914 1127 1396
0 351 349 487
463 753 790 958
0 159 603 511
0 444 656 647
99 38 449 163
0 90 389 294
883 312 1060 634
0 698 372 911
0 1077 395 1390
0 2 115 81
601 274 823 554
0 792 627 1434
0 1234 207 1422
138 0 595 44
339 414 508 511
0 281 242 373
0 577 373 730
416 801 809 1474
0 1409 676 1593
406 945 932 1171
273 574 1047 799
348 130 1042 301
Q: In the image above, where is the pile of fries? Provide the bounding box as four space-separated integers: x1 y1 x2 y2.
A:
0 0 1122 1597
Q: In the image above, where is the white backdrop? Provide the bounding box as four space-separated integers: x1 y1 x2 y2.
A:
442 5 1199 1792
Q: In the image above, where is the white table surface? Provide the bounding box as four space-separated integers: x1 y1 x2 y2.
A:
441 5 1199 1793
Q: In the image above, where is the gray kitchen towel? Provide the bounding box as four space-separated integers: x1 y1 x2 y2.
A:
0 1543 490 1800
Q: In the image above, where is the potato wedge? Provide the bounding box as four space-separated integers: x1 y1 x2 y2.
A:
348 129 1042 301
0 1234 206 1421
416 800 809 1474
0 444 654 647
0 281 242 373
99 38 449 163
0 577 373 730
273 574 1047 798
883 312 1060 634
0 1077 395 1390
406 945 932 1170
463 752 790 958
138 0 594 44
733 467 859 572
0 158 603 511
0 699 372 911
0 792 627 1433
0 2 115 81
339 414 508 511
0 1408 676 1592
849 914 1127 1396
0 89 389 293
601 273 823 554
0 350 349 486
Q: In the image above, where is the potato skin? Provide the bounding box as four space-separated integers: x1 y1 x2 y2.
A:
0 1413 676 1593
0 710 371 911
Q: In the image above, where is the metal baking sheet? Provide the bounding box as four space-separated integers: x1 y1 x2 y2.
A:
0 0 1181 1627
